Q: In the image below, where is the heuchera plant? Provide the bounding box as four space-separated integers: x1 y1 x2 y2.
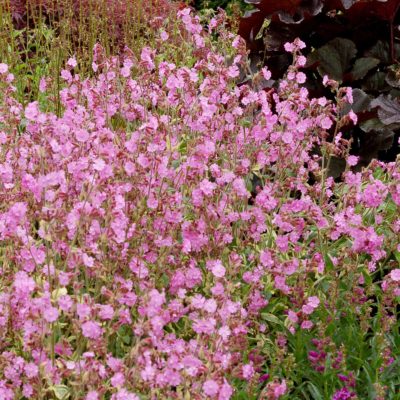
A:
239 0 400 177
0 6 399 400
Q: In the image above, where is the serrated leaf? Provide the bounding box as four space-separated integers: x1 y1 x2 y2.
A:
359 117 386 133
362 71 389 92
370 95 400 125
350 57 380 80
51 385 70 400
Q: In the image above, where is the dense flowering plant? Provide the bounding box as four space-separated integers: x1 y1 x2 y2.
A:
0 6 399 400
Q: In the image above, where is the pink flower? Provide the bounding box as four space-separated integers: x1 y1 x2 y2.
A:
273 379 287 398
301 320 314 330
390 269 400 282
199 179 217 196
160 30 169 41
207 259 226 278
262 67 272 80
67 57 77 68
242 362 255 380
81 321 103 339
75 129 90 142
227 65 240 78
111 372 125 387
284 42 295 52
203 380 219 397
232 178 249 198
0 63 9 74
86 391 99 400
288 310 299 323
44 307 59 323
348 110 357 124
347 155 358 166
24 363 38 378
307 296 320 308
296 72 306 84
321 116 333 130
93 158 106 171
218 380 233 400
25 102 39 121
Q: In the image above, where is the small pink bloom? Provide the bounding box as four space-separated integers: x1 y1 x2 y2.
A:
348 110 358 124
296 72 306 84
301 320 313 330
321 116 333 130
284 42 295 52
82 321 103 339
67 57 77 68
44 306 59 323
86 392 99 400
160 30 169 41
203 380 219 397
242 363 255 380
262 67 271 80
347 155 358 166
207 260 226 278
390 269 400 282
75 129 89 142
93 158 106 171
0 63 8 74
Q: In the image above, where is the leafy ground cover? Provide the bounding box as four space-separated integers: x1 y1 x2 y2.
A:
0 1 399 399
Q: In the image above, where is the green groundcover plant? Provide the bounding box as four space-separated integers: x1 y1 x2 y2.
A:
0 4 399 400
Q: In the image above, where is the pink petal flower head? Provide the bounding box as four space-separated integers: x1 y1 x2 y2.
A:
284 42 295 52
207 259 226 278
67 57 77 68
25 101 39 121
218 380 233 400
307 296 320 308
242 362 255 380
348 110 358 124
301 320 314 330
262 67 272 80
296 72 306 84
203 380 219 397
227 65 240 78
321 116 333 130
86 391 99 400
82 321 103 339
390 269 400 282
347 155 358 166
160 30 169 41
274 379 287 399
75 129 89 143
0 63 9 74
44 306 59 323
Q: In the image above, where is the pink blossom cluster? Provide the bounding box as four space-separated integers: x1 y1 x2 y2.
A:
0 7 398 399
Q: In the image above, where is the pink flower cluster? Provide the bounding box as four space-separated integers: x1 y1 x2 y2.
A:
0 7 398 399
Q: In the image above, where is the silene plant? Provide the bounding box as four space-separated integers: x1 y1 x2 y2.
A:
0 6 399 400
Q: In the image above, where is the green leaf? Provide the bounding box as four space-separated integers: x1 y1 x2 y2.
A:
350 57 380 80
261 313 283 326
394 250 400 265
307 382 324 400
51 385 70 400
